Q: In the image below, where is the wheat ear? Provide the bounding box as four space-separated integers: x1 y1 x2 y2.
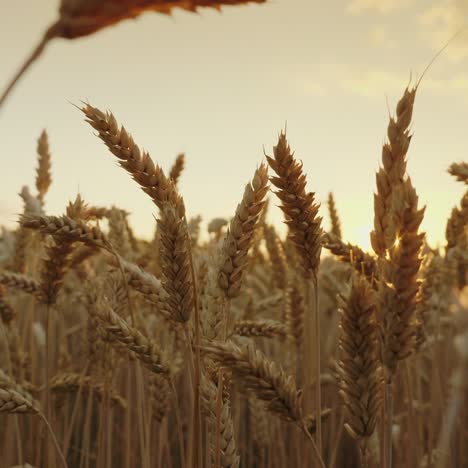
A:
445 190 468 250
36 130 52 202
448 161 468 184
0 371 68 468
202 340 302 422
50 373 126 410
266 132 322 277
327 192 342 239
94 302 171 376
202 340 325 467
337 276 383 466
80 103 183 215
0 272 41 297
322 232 378 284
201 374 240 468
39 238 75 305
157 202 194 323
218 163 269 298
20 214 113 252
169 153 185 185
380 177 425 373
371 87 416 256
232 320 287 339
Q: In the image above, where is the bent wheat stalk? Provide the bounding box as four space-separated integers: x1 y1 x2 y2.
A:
0 1 267 108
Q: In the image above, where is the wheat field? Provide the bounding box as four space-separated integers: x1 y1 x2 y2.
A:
1 2 468 468
0 84 466 468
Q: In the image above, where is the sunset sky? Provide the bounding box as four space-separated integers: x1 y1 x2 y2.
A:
1 0 467 251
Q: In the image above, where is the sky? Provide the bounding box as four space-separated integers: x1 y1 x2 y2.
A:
0 0 467 251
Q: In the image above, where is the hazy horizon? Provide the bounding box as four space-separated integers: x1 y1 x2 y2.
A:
1 0 467 250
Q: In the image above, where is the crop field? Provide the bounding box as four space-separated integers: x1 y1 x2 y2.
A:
0 1 467 468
